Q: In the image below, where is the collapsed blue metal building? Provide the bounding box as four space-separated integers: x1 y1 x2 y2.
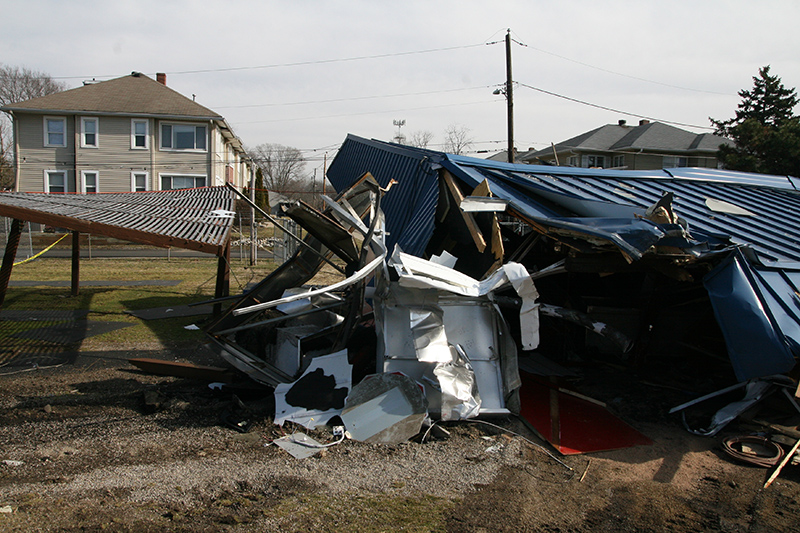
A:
327 134 800 383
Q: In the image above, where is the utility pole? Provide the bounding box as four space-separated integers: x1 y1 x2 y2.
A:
505 29 514 163
323 152 327 196
249 161 257 265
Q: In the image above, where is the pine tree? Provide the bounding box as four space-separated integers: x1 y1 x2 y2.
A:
711 66 800 176
254 168 270 213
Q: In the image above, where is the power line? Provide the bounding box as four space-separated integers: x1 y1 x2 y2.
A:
171 43 488 75
38 33 731 102
47 43 488 81
518 81 715 131
519 41 732 96
213 86 491 110
233 99 500 125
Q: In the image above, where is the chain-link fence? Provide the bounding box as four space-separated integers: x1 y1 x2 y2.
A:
1 217 36 261
230 212 302 265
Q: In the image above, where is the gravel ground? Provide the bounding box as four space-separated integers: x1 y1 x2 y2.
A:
1 348 800 532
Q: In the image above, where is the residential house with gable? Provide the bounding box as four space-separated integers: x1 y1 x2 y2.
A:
1 72 250 194
518 119 733 170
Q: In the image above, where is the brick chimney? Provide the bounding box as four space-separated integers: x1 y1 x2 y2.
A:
639 119 650 126
156 73 167 86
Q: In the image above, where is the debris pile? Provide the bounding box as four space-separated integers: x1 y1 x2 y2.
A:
193 137 800 475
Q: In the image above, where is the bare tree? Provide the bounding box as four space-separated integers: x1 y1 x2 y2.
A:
0 120 12 189
0 65 68 189
248 143 308 197
443 123 474 155
408 130 434 149
0 64 67 106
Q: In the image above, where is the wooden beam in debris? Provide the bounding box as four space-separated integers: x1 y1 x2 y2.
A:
442 170 487 253
764 438 800 488
129 357 237 381
471 179 504 272
0 219 23 308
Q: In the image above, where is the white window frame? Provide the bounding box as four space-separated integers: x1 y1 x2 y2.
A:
586 155 606 168
663 155 689 168
131 119 149 149
131 171 149 192
44 170 68 193
159 173 207 191
43 116 67 147
567 156 579 167
159 122 207 152
80 117 99 148
80 170 99 194
612 154 625 168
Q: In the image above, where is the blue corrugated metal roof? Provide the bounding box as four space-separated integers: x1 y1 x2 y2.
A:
329 136 800 380
328 135 800 262
443 158 800 262
327 135 800 380
328 135 440 257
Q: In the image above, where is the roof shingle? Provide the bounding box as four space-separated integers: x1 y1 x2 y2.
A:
1 73 221 119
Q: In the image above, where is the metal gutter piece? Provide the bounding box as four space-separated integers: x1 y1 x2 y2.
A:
232 254 385 317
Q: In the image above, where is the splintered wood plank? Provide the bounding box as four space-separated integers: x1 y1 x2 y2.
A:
442 170 486 253
470 179 504 270
471 179 492 198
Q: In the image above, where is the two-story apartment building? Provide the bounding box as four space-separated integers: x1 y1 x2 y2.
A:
1 72 250 193
519 120 733 170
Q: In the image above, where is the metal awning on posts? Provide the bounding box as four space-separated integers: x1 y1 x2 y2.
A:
0 187 236 306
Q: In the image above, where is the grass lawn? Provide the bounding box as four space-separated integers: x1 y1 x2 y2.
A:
1 256 284 352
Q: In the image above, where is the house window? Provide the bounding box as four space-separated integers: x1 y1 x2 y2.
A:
131 172 149 192
160 123 207 151
586 155 606 168
81 118 98 147
44 117 66 147
567 156 579 167
160 174 206 190
131 119 148 149
45 170 67 193
613 155 625 168
663 156 688 168
81 171 99 194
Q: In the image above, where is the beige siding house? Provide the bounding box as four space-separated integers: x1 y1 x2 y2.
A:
1 72 250 193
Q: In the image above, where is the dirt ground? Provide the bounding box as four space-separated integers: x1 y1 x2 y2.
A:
1 346 800 532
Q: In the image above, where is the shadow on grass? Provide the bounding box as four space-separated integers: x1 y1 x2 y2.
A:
120 294 222 348
0 288 99 365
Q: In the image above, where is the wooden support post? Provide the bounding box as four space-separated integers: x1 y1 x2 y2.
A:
0 218 24 308
71 231 80 296
213 240 231 316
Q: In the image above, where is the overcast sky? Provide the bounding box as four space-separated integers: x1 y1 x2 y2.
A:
3 0 799 176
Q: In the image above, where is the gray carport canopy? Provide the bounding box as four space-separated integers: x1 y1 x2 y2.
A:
0 186 236 305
